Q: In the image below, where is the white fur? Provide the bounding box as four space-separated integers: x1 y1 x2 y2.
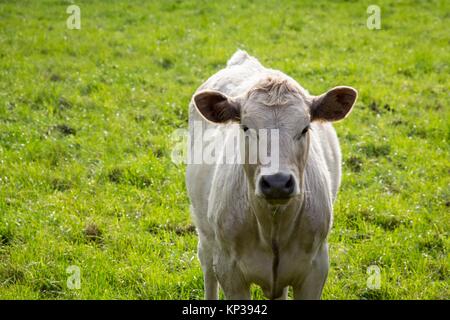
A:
186 50 344 300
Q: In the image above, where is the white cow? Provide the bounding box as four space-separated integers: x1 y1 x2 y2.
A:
186 50 357 299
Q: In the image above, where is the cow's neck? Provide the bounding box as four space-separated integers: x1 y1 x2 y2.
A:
249 191 305 249
248 190 305 299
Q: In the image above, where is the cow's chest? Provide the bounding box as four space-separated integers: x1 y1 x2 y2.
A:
237 241 315 297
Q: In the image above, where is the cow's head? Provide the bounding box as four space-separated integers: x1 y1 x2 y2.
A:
194 75 357 205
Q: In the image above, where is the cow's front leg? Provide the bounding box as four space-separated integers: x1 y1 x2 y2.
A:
198 238 219 300
214 254 250 300
293 244 329 300
274 287 289 300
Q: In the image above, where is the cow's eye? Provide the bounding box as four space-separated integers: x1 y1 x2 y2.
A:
241 125 249 132
295 125 310 140
301 125 310 135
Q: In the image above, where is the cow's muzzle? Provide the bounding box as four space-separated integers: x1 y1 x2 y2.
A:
258 172 296 201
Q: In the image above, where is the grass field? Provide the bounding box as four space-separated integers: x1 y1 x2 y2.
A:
0 0 448 299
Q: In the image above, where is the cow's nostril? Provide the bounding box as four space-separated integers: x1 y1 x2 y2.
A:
283 175 295 195
260 177 271 190
285 175 294 189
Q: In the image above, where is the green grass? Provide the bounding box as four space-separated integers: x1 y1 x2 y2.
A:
0 0 448 299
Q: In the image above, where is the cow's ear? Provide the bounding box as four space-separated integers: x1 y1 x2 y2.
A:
193 90 240 123
310 86 358 122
